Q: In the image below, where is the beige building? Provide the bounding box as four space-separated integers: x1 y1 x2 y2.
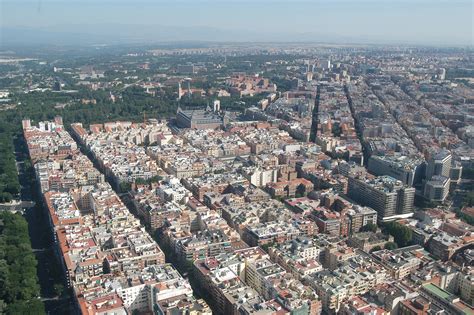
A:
459 271 474 307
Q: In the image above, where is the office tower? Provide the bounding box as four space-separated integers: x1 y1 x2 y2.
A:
424 175 450 202
22 119 31 130
347 176 415 222
186 79 191 95
54 115 63 126
368 155 424 186
425 149 452 180
439 68 446 80
449 161 463 184
177 82 184 100
53 80 62 91
213 100 220 112
321 58 331 70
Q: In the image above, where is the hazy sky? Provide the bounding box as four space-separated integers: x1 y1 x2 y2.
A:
1 0 473 46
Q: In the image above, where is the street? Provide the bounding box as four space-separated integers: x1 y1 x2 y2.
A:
13 136 73 314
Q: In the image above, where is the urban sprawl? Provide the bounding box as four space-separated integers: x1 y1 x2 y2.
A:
9 46 474 315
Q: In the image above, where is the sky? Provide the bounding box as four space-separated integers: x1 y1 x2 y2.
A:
1 0 473 46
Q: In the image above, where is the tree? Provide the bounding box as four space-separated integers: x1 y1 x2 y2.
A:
462 168 474 180
0 192 13 203
360 223 377 233
0 134 20 203
0 300 6 314
134 176 162 186
119 181 131 193
5 299 45 315
260 242 275 252
0 212 44 314
455 208 474 225
384 242 398 250
464 192 474 207
385 222 412 248
53 284 64 297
